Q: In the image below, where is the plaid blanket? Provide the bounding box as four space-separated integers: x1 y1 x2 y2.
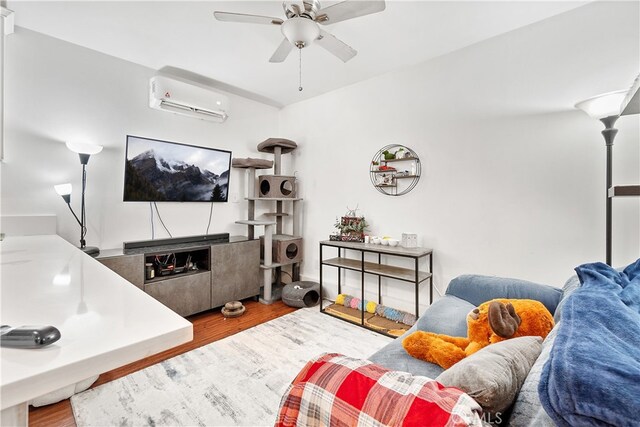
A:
276 353 484 427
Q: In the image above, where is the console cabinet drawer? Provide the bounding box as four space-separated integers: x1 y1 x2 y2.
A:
144 272 211 317
211 240 260 308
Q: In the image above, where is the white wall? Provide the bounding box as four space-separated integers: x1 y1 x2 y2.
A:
2 3 639 316
281 1 640 312
1 27 280 250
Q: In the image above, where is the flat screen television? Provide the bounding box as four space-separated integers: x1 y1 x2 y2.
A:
123 135 232 202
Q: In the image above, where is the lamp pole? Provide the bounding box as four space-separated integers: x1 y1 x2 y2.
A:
78 153 89 249
600 115 618 266
575 89 626 267
56 142 101 257
76 152 99 256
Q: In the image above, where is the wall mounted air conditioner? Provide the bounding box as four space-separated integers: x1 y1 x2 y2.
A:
149 76 230 123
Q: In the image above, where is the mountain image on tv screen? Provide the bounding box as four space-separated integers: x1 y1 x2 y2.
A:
124 136 232 202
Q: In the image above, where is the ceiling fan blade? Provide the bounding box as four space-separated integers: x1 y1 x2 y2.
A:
316 30 357 62
269 38 294 63
213 11 283 25
316 0 385 25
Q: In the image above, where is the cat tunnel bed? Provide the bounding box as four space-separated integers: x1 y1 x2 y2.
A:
282 281 320 308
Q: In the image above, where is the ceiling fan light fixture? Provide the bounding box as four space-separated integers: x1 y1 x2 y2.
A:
281 17 320 48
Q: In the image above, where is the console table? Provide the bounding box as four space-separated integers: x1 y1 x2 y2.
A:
0 235 192 426
319 240 433 337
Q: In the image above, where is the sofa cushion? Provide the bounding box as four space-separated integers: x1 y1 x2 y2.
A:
553 274 581 322
369 295 475 378
414 294 476 337
436 336 542 417
445 275 562 315
368 325 445 379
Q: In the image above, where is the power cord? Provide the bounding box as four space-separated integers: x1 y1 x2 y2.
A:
206 201 214 235
150 202 155 239
153 202 173 237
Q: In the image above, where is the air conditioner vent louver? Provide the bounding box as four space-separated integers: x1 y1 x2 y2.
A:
149 76 229 123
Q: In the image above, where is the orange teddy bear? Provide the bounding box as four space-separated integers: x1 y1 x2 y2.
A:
403 299 554 369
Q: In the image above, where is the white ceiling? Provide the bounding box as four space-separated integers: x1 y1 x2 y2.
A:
8 1 588 108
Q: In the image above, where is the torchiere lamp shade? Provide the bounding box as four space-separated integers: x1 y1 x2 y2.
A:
575 90 626 119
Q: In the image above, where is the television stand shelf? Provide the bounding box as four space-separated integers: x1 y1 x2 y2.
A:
144 246 210 283
319 240 433 337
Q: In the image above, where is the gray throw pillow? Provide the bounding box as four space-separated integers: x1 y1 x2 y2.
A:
435 336 543 417
509 326 559 426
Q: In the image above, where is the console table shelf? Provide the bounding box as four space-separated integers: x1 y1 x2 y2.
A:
322 257 432 283
319 240 433 338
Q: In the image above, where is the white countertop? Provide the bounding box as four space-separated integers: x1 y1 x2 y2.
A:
0 235 193 410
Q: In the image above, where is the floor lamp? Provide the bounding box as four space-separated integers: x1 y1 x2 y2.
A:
575 90 627 266
54 141 103 257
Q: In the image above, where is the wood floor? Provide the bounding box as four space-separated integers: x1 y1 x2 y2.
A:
28 300 297 427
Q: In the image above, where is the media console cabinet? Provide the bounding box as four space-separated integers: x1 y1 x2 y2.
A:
97 236 260 317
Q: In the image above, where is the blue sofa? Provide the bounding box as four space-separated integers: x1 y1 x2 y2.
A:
369 274 570 425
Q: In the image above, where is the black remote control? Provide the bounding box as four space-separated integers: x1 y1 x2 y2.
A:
0 325 61 348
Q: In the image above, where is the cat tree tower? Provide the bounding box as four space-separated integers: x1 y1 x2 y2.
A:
232 138 303 304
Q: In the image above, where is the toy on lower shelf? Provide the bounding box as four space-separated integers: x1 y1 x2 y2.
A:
335 294 417 326
325 294 417 337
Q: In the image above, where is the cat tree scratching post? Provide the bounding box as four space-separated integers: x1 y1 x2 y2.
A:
247 167 256 238
231 160 276 302
231 158 273 240
274 146 284 234
232 139 303 304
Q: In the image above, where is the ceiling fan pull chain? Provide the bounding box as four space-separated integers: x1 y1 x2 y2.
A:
298 47 303 92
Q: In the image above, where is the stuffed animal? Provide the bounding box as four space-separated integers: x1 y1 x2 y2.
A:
402 299 554 369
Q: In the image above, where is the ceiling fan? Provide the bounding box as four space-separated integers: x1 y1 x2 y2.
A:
213 0 386 64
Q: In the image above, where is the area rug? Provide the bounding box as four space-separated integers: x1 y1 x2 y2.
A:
71 308 392 426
